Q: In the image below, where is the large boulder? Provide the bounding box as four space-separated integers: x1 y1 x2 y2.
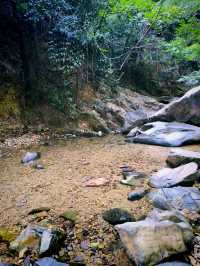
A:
125 86 200 132
149 162 200 188
126 121 200 147
148 187 200 211
152 86 200 126
167 148 200 168
115 209 193 266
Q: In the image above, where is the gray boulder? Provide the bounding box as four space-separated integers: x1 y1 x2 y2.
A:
148 186 200 211
149 162 200 188
151 86 200 126
21 152 40 164
125 86 200 132
128 189 148 201
167 148 200 168
123 110 147 132
115 209 193 266
34 257 69 266
156 262 191 266
127 121 200 147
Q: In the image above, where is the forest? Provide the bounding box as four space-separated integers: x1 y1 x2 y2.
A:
1 0 200 113
1 1 200 266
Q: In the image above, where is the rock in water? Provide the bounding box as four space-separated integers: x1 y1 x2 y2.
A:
115 209 193 266
34 257 69 266
149 162 200 188
21 152 40 164
127 121 200 147
102 208 134 225
167 148 200 168
128 189 148 201
148 187 200 211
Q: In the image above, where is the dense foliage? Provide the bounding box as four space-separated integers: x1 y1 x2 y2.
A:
7 0 200 111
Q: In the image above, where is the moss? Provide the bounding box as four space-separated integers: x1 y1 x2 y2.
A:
0 86 21 119
60 210 78 223
0 227 18 243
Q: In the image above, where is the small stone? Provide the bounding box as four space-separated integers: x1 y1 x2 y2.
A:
80 240 89 250
33 164 44 170
73 254 85 264
85 178 109 187
102 208 134 225
21 152 40 164
128 189 148 201
28 207 50 215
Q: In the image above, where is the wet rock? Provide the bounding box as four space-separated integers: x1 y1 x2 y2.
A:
148 186 200 211
102 208 134 225
149 162 200 188
128 189 148 201
115 209 193 266
60 210 77 223
10 225 41 252
167 148 200 168
10 225 62 255
127 121 200 147
39 229 61 255
156 262 191 266
34 257 69 266
21 152 40 164
84 177 109 187
121 169 145 186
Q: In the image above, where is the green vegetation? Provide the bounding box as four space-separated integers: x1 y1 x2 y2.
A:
2 0 200 113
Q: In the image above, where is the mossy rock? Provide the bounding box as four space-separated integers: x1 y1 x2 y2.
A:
60 210 78 223
102 208 135 225
0 227 18 243
78 111 110 133
0 86 21 119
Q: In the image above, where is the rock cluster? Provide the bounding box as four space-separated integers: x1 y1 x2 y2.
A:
115 148 200 265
